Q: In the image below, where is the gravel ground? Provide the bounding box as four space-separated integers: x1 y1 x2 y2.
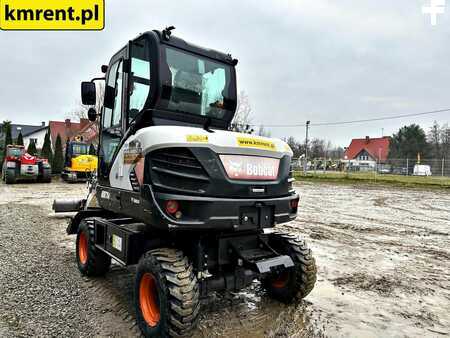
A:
0 180 449 337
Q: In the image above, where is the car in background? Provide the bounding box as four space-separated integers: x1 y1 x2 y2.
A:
413 164 432 176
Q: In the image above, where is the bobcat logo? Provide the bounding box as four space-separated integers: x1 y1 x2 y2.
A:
226 159 243 177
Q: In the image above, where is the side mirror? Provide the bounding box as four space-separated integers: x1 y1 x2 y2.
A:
81 82 96 105
87 107 97 122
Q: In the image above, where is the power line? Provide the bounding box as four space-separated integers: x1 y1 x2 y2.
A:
247 108 450 128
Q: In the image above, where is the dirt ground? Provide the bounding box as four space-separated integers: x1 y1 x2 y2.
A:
0 180 449 337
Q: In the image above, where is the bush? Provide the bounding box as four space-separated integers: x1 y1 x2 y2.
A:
52 134 64 174
27 139 37 156
16 131 24 146
40 130 53 163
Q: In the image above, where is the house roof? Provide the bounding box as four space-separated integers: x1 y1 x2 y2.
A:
344 136 390 161
0 123 46 140
49 118 93 146
78 121 98 144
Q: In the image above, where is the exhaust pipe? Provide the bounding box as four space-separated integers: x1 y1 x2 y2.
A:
53 199 85 213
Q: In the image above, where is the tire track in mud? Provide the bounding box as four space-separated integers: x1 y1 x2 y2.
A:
289 182 450 337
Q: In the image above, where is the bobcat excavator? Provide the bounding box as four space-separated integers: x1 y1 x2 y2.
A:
54 27 316 337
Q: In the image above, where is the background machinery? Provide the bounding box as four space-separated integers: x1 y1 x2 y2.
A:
61 139 98 182
54 27 317 337
2 144 51 184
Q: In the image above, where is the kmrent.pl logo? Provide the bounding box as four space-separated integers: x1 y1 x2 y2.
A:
0 0 104 30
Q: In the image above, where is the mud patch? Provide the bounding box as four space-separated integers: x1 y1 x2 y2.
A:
331 273 400 296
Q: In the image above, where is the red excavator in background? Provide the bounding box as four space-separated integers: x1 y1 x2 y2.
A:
1 145 51 184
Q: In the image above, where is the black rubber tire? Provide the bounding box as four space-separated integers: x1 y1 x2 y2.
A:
262 231 317 303
76 220 111 276
38 169 52 183
135 248 200 338
5 169 16 184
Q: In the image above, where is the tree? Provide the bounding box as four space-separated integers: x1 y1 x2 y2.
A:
40 130 53 163
52 134 64 174
27 139 37 155
1 121 12 164
284 136 302 158
427 121 441 158
2 120 12 147
16 131 24 146
69 81 104 142
231 90 253 132
389 124 429 159
89 143 96 155
309 138 326 159
441 124 450 159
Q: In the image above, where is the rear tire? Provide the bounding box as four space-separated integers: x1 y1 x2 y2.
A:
38 169 51 183
76 220 111 276
135 248 200 338
5 169 16 184
262 231 317 303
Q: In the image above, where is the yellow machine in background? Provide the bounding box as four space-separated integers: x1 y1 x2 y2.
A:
61 140 98 182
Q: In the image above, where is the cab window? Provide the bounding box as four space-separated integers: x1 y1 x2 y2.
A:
129 37 151 121
101 59 124 171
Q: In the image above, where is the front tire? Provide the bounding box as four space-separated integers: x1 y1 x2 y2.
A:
263 231 317 303
4 169 16 184
76 220 111 276
135 248 200 337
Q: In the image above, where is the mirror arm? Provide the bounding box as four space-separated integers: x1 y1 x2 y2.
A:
90 77 105 82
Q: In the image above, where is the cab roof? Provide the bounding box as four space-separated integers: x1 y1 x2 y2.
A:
149 30 238 66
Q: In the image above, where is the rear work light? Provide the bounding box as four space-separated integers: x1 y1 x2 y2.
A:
165 200 180 214
290 198 299 209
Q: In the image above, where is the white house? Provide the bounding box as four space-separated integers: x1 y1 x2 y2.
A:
22 123 48 150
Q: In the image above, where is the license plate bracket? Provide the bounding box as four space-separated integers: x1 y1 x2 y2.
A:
239 205 274 229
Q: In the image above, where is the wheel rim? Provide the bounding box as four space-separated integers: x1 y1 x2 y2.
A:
139 273 160 327
271 270 290 289
78 232 88 265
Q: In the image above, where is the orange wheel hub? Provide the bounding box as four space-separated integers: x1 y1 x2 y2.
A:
78 232 88 265
139 273 160 327
272 271 290 289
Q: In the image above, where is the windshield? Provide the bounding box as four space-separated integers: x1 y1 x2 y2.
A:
7 147 23 157
72 143 88 155
161 46 234 120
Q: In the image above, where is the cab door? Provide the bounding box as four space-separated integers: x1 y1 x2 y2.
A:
98 48 127 188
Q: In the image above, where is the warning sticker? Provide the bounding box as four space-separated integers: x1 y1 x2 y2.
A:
186 135 208 143
123 140 142 164
237 137 276 151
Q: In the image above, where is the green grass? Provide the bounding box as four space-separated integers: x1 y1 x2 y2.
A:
294 171 450 188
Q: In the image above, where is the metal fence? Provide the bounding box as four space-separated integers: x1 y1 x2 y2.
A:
292 158 450 177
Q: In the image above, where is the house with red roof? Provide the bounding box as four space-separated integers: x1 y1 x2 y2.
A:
49 118 98 148
343 136 390 170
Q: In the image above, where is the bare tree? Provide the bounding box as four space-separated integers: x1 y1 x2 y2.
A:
440 123 450 158
70 81 104 120
427 121 441 158
231 90 253 132
69 82 104 139
309 138 326 159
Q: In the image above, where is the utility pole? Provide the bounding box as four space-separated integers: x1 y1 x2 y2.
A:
304 121 310 174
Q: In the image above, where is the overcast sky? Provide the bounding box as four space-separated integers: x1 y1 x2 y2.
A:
1 0 450 146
